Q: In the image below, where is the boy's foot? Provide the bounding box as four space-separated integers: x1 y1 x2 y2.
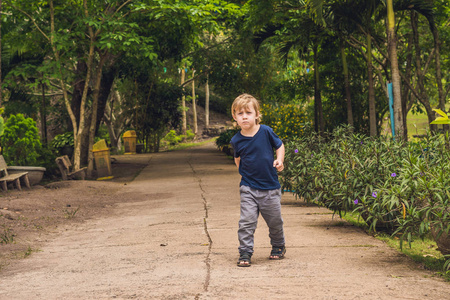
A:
237 252 252 267
269 246 286 260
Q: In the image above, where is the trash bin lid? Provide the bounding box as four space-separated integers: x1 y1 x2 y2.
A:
93 139 108 151
123 130 137 138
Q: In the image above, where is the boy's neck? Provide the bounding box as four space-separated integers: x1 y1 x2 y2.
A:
240 124 260 137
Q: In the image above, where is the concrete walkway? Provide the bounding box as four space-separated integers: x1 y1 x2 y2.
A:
0 142 448 299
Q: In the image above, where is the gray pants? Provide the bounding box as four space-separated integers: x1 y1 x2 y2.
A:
238 185 285 254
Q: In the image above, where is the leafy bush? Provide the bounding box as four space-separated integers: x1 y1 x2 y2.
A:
164 130 183 145
185 129 195 141
215 103 308 148
1 114 42 166
163 129 195 146
260 103 310 141
0 107 5 137
282 125 450 269
51 132 74 150
215 128 239 148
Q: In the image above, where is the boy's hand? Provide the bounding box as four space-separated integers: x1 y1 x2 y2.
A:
274 144 285 172
273 159 284 172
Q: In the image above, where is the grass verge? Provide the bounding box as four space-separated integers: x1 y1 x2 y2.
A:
341 212 450 281
164 138 217 152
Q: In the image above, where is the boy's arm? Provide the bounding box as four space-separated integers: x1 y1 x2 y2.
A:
234 156 240 168
273 143 285 172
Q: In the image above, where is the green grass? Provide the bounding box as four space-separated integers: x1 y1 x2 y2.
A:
63 207 80 219
341 211 368 228
377 234 449 280
164 137 217 152
382 110 429 140
0 225 15 244
382 105 450 140
407 110 430 139
340 212 450 280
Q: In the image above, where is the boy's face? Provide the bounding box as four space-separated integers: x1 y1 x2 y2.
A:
233 105 259 130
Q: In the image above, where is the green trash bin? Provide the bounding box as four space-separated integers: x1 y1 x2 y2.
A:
92 139 113 180
123 130 137 154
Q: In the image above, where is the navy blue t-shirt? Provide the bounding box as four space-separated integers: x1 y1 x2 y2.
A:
230 124 283 190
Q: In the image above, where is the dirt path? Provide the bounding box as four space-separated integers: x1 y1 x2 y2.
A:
0 142 448 299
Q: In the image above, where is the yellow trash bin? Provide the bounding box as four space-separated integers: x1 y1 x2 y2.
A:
92 139 113 180
123 130 137 154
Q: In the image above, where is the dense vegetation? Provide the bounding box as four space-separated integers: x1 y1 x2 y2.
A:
281 125 450 273
1 1 449 168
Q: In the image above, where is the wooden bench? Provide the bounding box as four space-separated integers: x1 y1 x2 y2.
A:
55 155 87 180
0 155 31 191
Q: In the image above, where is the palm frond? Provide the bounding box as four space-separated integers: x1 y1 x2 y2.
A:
394 0 435 30
253 23 284 51
306 0 326 26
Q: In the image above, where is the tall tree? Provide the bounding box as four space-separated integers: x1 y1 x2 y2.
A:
312 44 324 134
205 73 210 128
8 0 242 166
386 0 404 139
191 69 198 137
340 43 354 128
248 1 328 133
411 10 436 130
9 0 138 171
180 66 187 140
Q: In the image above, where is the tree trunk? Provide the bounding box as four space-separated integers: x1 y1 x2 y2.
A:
49 0 79 165
387 0 405 139
104 89 121 150
402 32 414 133
367 33 377 136
73 38 95 170
313 46 324 134
95 63 116 135
340 44 353 128
40 83 47 144
104 114 117 149
70 60 87 132
181 67 187 141
422 102 436 131
192 70 198 137
205 73 210 128
411 11 436 132
79 122 90 166
87 54 107 177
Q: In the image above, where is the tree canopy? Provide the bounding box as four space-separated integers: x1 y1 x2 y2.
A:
1 0 450 170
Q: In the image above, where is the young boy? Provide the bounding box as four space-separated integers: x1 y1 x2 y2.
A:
230 93 286 267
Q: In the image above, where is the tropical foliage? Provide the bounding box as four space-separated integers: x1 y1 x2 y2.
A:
282 125 450 269
2 0 449 161
260 103 309 140
1 114 41 165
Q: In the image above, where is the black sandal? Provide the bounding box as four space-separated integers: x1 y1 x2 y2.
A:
237 252 252 267
269 246 286 260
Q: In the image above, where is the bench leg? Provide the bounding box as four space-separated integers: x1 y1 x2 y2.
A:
23 174 31 188
0 181 7 191
14 178 22 191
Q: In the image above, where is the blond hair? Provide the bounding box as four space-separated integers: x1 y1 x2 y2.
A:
231 93 261 124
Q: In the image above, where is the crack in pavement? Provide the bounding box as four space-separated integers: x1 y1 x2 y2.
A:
187 157 213 300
